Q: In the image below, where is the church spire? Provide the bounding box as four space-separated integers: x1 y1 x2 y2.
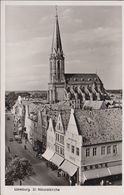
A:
51 7 63 56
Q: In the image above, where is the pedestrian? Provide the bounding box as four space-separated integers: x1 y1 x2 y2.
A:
100 179 104 186
8 146 10 153
24 145 27 150
20 180 22 185
57 170 60 177
70 179 72 186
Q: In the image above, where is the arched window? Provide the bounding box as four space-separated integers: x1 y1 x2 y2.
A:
57 61 60 80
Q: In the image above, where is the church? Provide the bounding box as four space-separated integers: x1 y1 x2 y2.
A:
48 10 109 104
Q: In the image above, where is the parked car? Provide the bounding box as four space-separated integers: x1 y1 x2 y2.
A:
13 130 17 135
33 146 38 151
36 153 42 159
14 135 21 141
17 139 22 144
9 137 13 142
7 117 10 120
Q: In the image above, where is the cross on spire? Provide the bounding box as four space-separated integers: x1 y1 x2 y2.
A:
55 5 58 17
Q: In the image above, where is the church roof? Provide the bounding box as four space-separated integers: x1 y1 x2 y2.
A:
74 108 122 146
64 73 101 84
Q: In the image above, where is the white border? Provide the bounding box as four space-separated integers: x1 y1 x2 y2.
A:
1 1 124 195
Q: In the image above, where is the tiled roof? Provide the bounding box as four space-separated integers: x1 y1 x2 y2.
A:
74 108 122 145
37 103 71 131
60 110 71 131
83 101 106 110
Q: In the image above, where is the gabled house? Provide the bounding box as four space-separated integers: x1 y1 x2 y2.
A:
59 108 122 185
42 118 55 161
50 111 70 167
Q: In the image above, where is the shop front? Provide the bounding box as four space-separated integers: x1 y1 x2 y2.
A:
59 160 79 185
81 165 122 185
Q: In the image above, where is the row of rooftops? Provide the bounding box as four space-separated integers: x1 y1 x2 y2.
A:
23 100 122 146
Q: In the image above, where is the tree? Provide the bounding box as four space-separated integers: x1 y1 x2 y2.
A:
5 157 34 185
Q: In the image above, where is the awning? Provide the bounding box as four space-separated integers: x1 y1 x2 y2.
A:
42 149 54 161
109 165 122 175
59 160 78 177
50 153 64 167
82 168 110 180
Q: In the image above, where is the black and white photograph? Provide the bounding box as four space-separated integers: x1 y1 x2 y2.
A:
1 1 123 192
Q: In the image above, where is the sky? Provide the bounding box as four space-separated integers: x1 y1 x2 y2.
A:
5 6 122 91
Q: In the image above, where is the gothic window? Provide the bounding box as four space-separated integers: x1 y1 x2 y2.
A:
101 146 105 155
107 145 111 154
113 145 117 154
58 61 60 80
93 147 97 156
86 148 90 157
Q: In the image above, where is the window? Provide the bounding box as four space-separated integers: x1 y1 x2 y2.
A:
58 123 61 130
86 148 90 157
67 143 70 151
71 145 74 153
56 133 57 140
113 145 117 154
56 145 59 153
101 146 105 155
58 134 60 142
107 146 111 154
55 145 57 152
56 133 59 141
76 147 79 156
60 147 64 156
84 166 87 171
60 135 64 145
93 147 97 156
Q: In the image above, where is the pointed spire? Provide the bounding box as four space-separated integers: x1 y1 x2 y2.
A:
51 7 63 56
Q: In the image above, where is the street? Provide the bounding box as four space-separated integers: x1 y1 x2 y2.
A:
5 112 69 186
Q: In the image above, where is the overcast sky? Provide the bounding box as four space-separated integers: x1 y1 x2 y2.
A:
5 6 122 91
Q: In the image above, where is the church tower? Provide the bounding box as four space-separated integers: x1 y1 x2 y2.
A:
48 8 65 103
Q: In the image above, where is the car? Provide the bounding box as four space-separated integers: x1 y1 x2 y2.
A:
9 137 13 142
14 135 21 141
7 117 10 120
17 140 22 144
13 131 17 135
36 153 42 159
33 146 38 151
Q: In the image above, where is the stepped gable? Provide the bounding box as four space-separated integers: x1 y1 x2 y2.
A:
74 108 122 146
